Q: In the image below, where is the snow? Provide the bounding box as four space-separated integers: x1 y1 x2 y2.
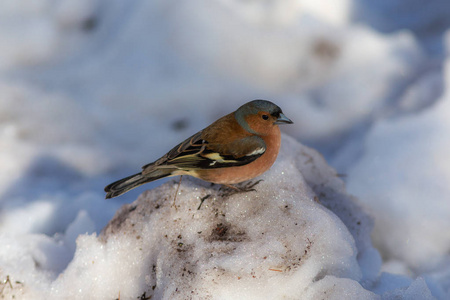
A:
49 136 379 299
346 33 450 274
0 0 450 299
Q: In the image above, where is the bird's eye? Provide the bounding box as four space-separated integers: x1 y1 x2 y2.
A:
262 114 269 120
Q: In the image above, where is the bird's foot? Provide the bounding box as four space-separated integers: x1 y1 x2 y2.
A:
219 180 263 197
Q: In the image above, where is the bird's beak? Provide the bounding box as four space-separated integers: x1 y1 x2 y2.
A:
275 112 293 125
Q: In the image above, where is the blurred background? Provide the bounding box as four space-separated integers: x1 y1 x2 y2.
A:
1 0 450 282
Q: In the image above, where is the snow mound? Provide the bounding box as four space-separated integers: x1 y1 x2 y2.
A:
50 135 377 299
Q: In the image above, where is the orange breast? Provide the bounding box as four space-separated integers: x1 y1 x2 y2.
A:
195 127 281 184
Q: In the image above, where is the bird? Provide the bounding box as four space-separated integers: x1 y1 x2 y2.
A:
104 100 293 199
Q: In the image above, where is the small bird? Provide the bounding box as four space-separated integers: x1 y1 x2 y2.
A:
104 100 293 199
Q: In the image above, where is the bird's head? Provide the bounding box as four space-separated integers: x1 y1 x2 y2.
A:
235 100 293 135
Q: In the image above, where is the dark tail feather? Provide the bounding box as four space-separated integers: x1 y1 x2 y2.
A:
104 170 168 199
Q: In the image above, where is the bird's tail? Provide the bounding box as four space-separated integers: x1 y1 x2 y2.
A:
104 169 169 199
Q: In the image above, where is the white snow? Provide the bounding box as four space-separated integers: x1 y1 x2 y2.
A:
346 32 450 275
48 136 379 299
1 0 450 299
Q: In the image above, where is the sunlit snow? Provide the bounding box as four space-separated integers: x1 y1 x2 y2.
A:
1 0 450 299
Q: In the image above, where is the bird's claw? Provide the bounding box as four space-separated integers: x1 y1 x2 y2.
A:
219 180 263 197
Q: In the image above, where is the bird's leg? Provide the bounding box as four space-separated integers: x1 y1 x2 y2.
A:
219 180 263 197
222 184 240 191
241 179 263 190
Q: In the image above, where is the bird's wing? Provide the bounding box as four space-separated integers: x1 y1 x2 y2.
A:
142 132 266 173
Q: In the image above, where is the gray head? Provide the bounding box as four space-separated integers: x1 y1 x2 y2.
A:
235 100 293 134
